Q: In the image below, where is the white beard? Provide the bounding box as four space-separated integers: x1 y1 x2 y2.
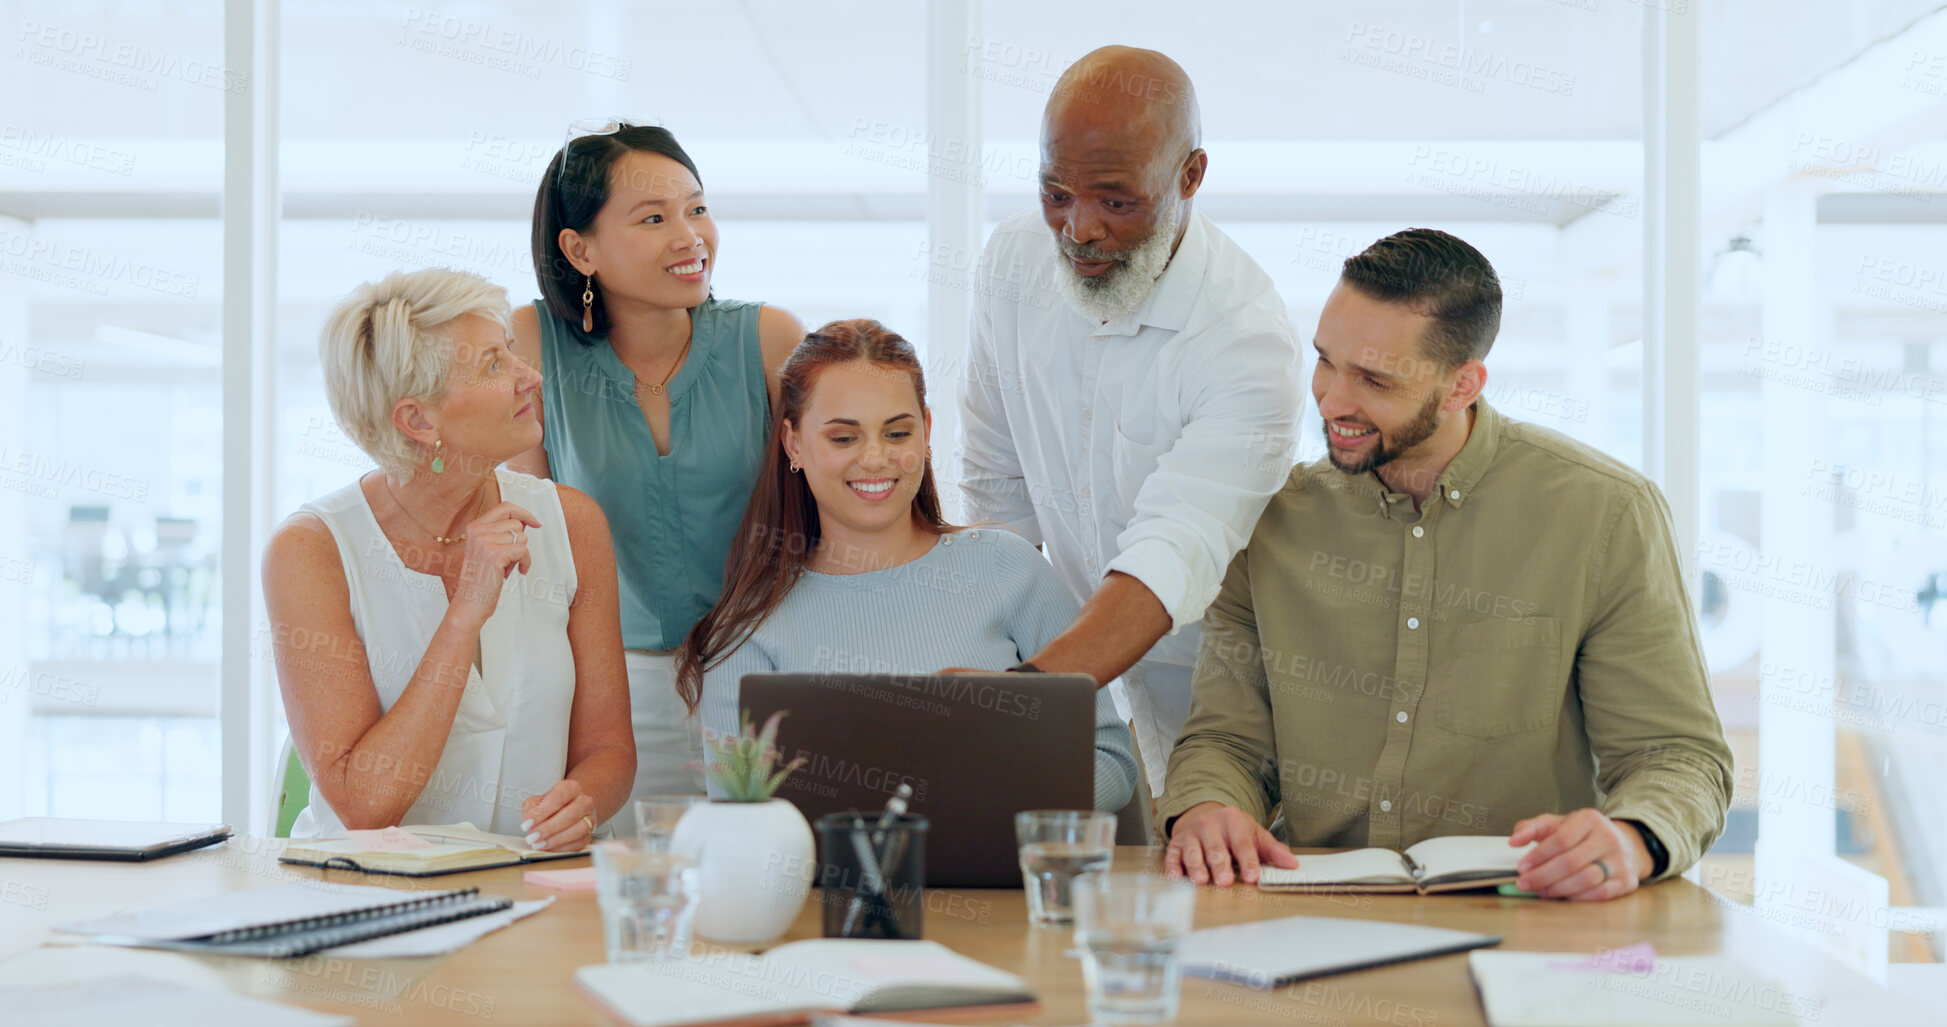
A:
1053 202 1181 324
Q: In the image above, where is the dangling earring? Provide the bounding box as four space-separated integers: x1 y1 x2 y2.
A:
431 438 446 474
581 274 595 333
788 461 801 473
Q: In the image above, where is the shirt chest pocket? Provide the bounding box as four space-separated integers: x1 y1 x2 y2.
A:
1109 419 1174 507
1432 616 1565 739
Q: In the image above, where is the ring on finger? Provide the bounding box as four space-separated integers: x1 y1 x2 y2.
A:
1595 858 1612 882
506 527 518 544
581 814 594 834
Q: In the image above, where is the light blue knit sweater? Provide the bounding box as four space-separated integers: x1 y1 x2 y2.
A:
700 528 1138 811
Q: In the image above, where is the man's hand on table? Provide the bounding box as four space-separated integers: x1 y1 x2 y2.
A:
1510 808 1653 901
1164 801 1299 886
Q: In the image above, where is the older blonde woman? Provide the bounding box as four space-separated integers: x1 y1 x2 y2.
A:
264 268 634 850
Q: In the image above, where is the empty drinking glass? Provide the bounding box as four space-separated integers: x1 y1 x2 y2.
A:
1014 809 1116 926
593 839 700 962
633 795 705 852
1074 873 1196 1025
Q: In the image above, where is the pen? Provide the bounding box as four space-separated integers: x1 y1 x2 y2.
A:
871 783 913 848
869 785 915 938
841 813 882 937
841 784 914 938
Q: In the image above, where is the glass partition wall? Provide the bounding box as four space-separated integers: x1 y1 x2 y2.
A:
3 0 1939 983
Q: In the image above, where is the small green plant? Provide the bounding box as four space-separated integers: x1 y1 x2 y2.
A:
704 710 807 801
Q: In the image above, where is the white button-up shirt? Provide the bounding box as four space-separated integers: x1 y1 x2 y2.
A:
958 209 1303 670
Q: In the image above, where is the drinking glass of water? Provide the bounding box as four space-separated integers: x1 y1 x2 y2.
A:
1014 810 1116 926
593 839 700 962
1074 873 1196 1025
633 795 705 853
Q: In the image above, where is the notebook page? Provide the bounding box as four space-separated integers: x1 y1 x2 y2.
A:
284 836 503 865
1401 835 1532 882
765 939 1029 1006
1255 848 1415 887
409 821 586 857
345 827 434 850
56 882 460 941
1469 951 1800 1026
576 957 834 1026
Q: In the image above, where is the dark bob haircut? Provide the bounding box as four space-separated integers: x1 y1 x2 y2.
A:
531 123 704 341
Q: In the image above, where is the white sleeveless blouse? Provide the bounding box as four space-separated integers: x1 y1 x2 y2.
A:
290 468 578 838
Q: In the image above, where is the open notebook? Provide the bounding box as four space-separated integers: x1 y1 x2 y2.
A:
56 882 511 958
1256 835 1537 894
575 939 1035 1026
279 822 586 877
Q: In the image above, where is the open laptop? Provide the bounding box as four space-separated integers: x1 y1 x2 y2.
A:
738 672 1098 887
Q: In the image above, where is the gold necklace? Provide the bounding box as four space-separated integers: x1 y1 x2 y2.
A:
636 334 692 397
383 478 487 545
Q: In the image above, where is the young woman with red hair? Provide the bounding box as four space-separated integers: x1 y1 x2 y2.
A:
676 319 1136 812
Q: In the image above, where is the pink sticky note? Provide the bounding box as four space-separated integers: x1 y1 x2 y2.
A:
346 826 436 851
525 866 599 891
1548 942 1658 972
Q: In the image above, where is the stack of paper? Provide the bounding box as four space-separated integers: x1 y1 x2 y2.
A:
1 975 352 1027
1470 947 1804 1026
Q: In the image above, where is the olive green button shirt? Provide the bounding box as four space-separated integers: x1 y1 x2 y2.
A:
1160 400 1733 881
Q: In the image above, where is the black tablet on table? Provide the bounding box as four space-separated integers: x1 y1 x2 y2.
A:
0 818 231 861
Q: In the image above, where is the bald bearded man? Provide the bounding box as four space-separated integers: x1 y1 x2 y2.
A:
956 47 1304 799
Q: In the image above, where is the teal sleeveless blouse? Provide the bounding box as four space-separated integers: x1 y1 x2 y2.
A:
534 298 771 651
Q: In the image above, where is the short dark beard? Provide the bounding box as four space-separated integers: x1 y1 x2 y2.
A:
1326 390 1442 475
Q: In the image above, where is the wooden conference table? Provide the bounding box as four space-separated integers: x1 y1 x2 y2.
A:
0 840 1938 1025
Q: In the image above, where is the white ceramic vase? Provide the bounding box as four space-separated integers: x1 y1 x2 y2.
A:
671 798 814 944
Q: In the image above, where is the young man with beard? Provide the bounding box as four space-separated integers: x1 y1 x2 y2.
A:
1159 229 1734 901
956 47 1304 798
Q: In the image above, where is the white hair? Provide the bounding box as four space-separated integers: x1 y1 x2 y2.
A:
1054 199 1180 324
318 268 511 481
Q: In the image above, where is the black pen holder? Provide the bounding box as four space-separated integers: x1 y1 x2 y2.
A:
814 812 929 940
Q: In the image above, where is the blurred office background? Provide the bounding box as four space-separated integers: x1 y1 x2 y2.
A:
0 0 1942 987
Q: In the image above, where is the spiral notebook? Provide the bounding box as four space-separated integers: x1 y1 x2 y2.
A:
56 882 511 958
